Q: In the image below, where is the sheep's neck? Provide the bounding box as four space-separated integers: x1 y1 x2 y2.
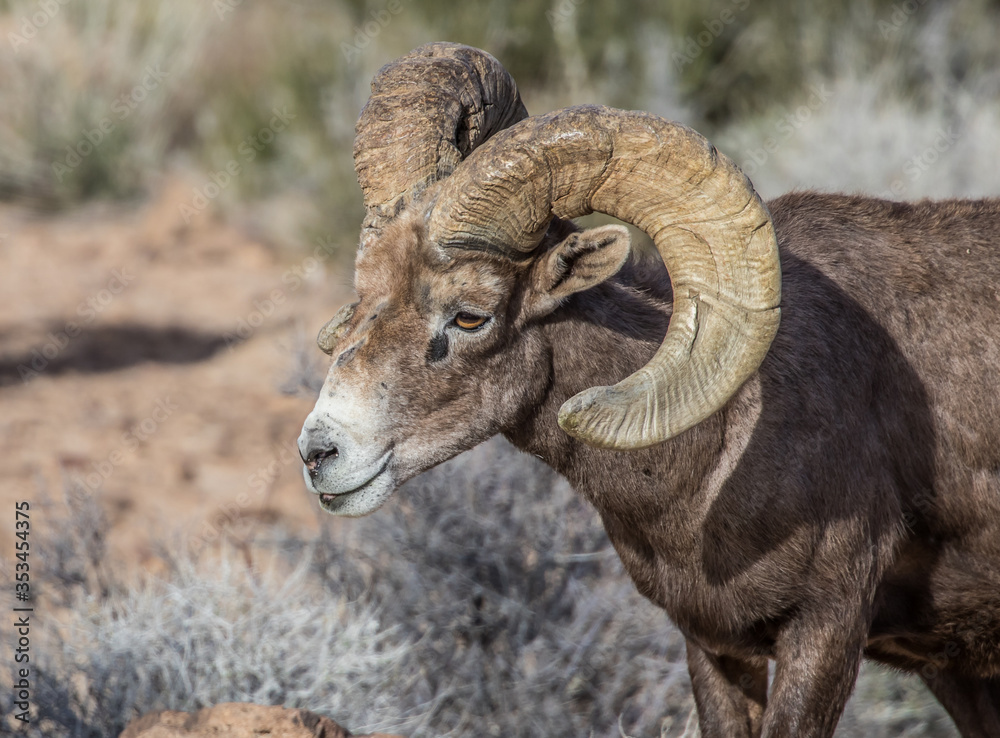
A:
502 279 722 580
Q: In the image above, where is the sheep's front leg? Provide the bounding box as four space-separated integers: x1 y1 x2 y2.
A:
760 610 868 738
687 639 768 738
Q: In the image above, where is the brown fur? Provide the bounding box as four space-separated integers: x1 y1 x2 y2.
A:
313 192 1000 737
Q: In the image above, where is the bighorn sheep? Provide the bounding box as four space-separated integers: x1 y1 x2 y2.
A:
298 43 1000 737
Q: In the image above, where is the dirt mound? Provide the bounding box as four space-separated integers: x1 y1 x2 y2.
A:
120 703 403 738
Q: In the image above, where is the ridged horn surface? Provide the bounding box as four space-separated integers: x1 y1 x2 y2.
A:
354 42 528 247
428 105 781 448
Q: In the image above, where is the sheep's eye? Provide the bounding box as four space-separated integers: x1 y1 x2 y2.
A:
453 312 489 331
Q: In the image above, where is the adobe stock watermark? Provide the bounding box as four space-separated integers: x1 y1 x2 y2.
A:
739 83 834 177
70 396 179 498
340 0 410 62
7 0 73 53
178 106 295 223
546 0 585 27
51 65 169 183
188 438 300 554
878 0 931 38
222 233 339 350
18 267 136 383
673 0 751 70
879 126 960 200
214 0 244 21
916 610 995 684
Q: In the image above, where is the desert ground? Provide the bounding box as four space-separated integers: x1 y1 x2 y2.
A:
0 179 352 567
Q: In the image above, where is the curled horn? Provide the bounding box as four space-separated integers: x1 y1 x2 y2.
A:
353 42 529 249
427 105 781 449
319 43 529 354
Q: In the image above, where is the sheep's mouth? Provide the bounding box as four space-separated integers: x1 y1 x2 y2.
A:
315 455 392 513
318 486 367 512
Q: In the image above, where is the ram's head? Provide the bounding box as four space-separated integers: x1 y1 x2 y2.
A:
298 43 780 515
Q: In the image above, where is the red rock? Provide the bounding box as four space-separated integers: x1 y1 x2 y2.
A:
119 702 404 738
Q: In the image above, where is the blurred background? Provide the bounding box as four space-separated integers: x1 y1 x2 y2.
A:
2 0 999 735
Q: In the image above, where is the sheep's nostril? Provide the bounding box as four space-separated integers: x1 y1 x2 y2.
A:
305 446 338 475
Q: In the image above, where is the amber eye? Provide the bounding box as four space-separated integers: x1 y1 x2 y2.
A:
453 312 489 331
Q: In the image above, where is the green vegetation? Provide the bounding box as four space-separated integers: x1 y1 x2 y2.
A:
3 0 1000 255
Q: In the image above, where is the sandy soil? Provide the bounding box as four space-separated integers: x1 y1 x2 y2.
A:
0 180 356 571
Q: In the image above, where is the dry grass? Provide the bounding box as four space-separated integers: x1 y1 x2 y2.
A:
0 438 957 737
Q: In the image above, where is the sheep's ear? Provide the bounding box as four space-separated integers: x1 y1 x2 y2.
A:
527 225 631 316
